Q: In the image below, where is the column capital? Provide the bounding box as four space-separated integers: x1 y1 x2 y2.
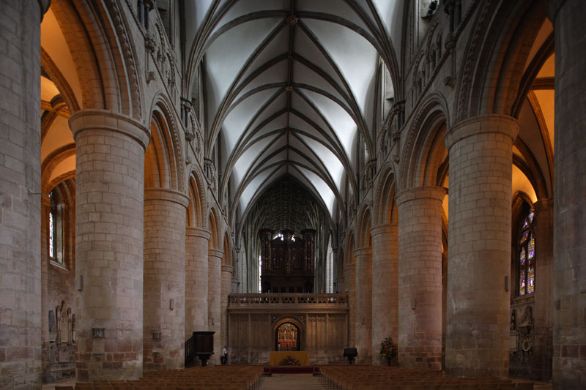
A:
534 197 553 212
446 114 519 150
41 192 51 207
145 188 189 208
69 109 150 149
353 247 372 257
370 224 395 237
208 248 224 259
186 227 210 240
396 186 446 205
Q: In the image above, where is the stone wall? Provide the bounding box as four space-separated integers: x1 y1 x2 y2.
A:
0 1 42 388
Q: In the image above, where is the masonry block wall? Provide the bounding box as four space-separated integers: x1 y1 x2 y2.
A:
445 115 518 377
0 1 42 388
552 0 586 387
397 187 445 370
208 249 223 364
143 189 188 370
185 228 210 338
221 265 233 350
354 248 373 363
70 111 149 381
370 224 399 365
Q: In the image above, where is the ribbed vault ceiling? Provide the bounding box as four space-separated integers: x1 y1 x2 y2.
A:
191 0 399 221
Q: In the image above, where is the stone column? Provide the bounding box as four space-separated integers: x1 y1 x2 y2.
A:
221 264 233 350
185 227 209 338
41 193 50 376
550 1 586 387
70 110 149 381
445 115 518 377
533 198 553 380
397 187 445 370
370 224 399 364
208 249 223 364
354 248 372 362
143 189 188 370
343 254 356 346
0 2 44 387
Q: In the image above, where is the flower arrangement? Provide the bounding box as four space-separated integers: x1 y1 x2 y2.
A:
279 355 301 366
379 337 395 365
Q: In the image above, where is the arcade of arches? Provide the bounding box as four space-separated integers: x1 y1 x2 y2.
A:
0 0 585 389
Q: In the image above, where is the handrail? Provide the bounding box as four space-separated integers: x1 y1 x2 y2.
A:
228 293 348 305
184 334 195 368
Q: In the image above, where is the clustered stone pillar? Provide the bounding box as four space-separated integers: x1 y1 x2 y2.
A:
70 110 150 381
445 115 518 377
551 1 586 387
397 187 445 370
208 249 223 364
370 224 399 364
185 227 210 338
0 1 43 387
143 189 188 370
354 248 372 362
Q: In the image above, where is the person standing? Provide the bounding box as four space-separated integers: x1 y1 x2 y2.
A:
221 346 228 365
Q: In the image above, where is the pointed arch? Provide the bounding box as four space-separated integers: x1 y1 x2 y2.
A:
208 207 221 251
373 165 398 226
187 169 207 229
145 96 185 192
355 205 373 250
400 93 449 190
47 0 142 118
223 232 233 267
455 0 548 120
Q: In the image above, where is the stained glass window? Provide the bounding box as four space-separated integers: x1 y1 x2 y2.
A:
518 210 535 296
276 323 298 351
49 210 55 259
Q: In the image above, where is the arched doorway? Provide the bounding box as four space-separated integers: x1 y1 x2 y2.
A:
275 322 300 351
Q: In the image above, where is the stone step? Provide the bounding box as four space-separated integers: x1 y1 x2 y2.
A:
261 373 327 390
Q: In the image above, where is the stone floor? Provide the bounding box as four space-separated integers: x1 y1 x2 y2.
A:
41 373 552 390
260 373 326 390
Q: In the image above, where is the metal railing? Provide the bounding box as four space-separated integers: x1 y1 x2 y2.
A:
228 293 348 306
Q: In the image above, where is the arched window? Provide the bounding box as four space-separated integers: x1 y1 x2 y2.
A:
517 210 535 296
48 199 55 260
421 0 441 19
48 190 64 266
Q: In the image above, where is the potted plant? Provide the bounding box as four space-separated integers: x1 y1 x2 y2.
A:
379 337 395 365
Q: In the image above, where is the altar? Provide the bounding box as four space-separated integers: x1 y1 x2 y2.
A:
269 351 310 366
